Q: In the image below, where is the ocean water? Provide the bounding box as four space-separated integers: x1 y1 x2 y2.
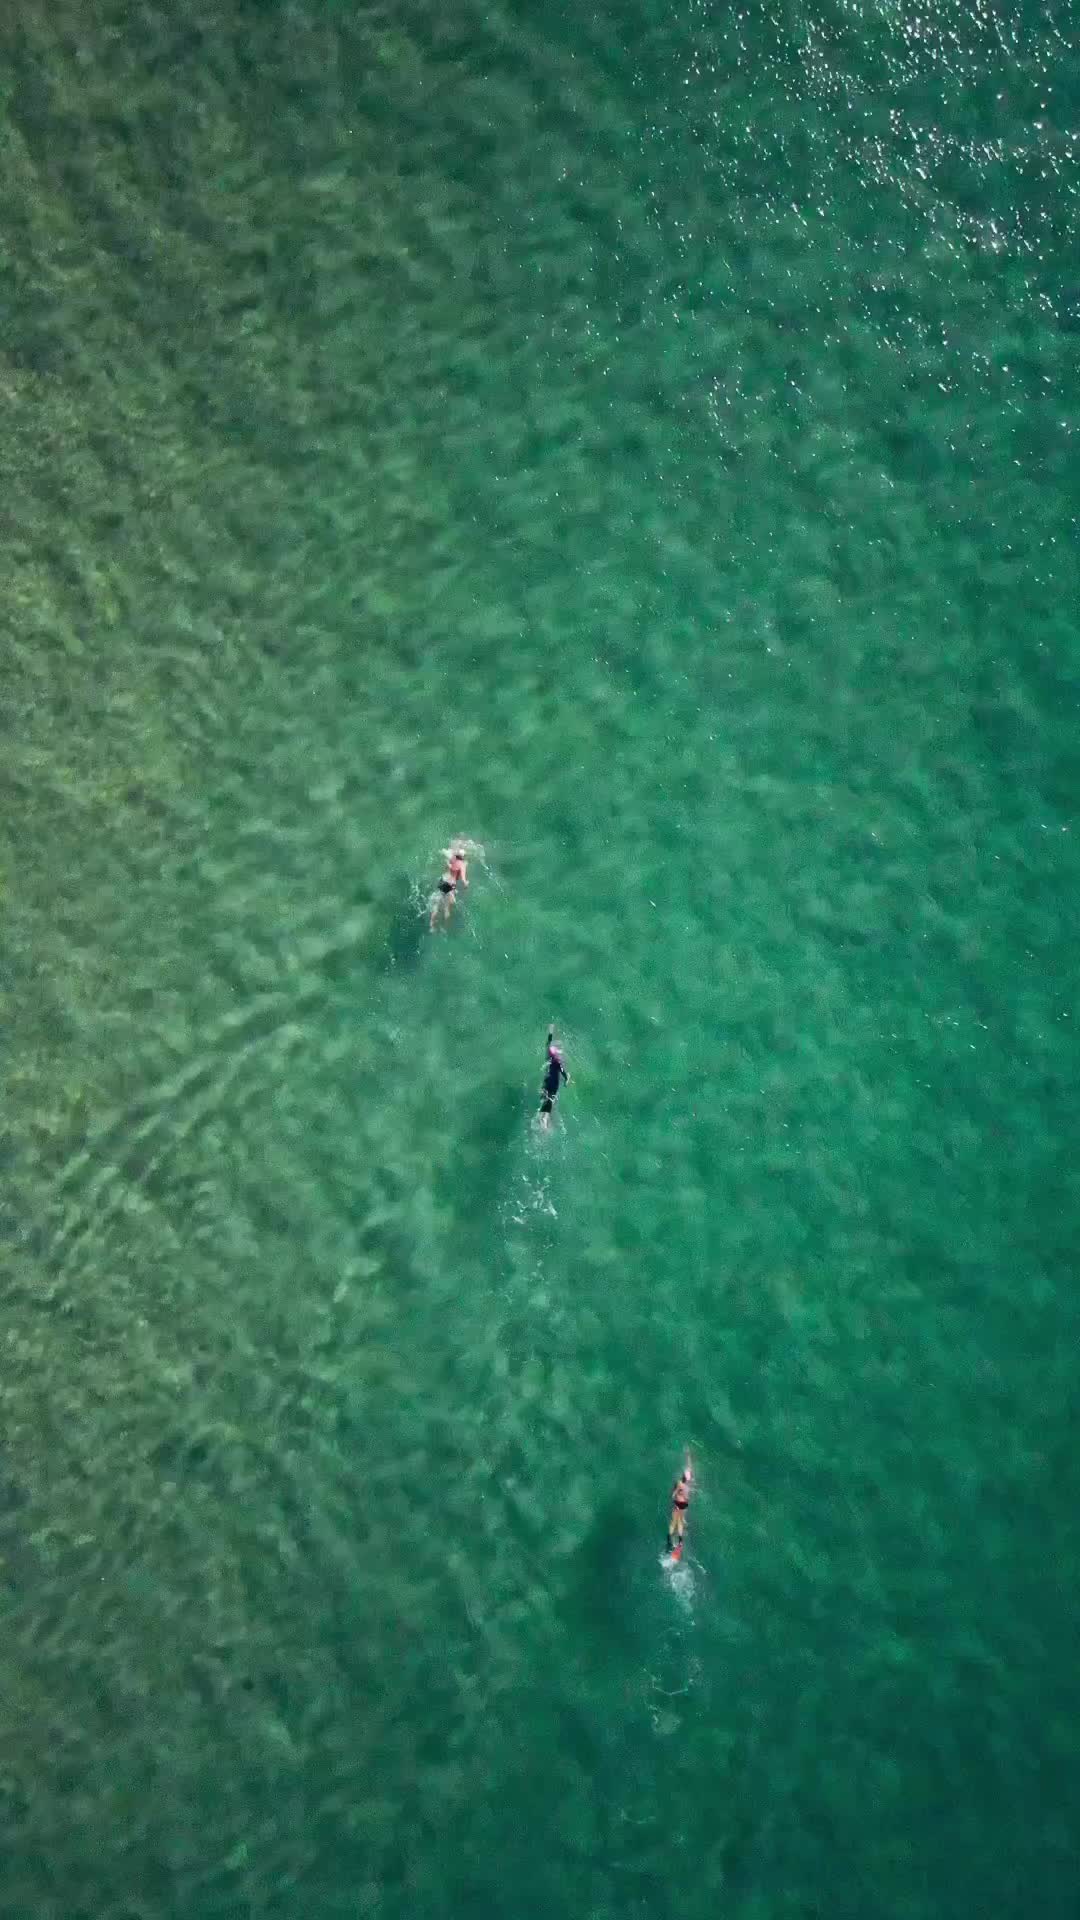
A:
1 0 1078 1915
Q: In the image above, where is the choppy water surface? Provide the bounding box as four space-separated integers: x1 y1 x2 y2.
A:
1 1 1078 1915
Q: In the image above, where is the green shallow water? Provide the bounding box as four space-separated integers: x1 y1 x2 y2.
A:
1 0 1079 1915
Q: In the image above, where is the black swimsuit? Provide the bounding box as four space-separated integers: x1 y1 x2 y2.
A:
439 878 454 895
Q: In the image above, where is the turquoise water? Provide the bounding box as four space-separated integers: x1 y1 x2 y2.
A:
1 1 1078 1915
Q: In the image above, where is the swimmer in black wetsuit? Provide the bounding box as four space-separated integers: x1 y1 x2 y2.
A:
429 846 468 932
539 1028 569 1130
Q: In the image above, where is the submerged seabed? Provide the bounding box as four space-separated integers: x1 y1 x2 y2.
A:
0 1 1078 1916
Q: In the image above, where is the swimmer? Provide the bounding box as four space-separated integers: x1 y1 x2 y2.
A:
666 1452 693 1561
429 845 469 932
538 1028 569 1129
